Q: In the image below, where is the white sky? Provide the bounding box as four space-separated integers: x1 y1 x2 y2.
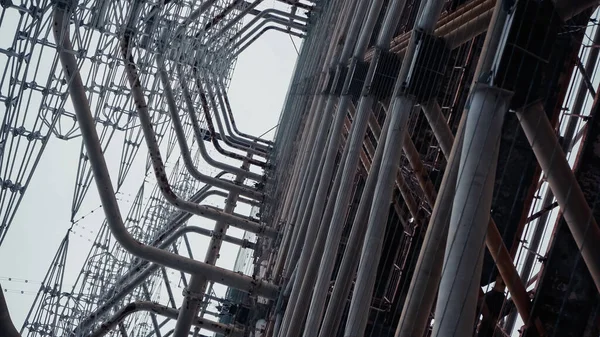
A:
0 1 301 334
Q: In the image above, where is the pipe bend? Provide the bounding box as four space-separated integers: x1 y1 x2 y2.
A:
191 66 270 167
215 78 274 146
229 26 305 60
207 78 272 154
52 6 278 302
156 54 267 186
202 79 270 157
88 301 242 337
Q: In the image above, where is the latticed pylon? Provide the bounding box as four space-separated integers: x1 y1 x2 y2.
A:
20 232 69 336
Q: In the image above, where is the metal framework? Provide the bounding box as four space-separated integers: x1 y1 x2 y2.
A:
4 0 600 337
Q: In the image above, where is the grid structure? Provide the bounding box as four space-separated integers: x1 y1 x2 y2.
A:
6 0 600 337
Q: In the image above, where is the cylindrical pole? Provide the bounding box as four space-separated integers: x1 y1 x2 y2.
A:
517 101 600 292
342 1 445 336
431 85 512 337
173 159 248 337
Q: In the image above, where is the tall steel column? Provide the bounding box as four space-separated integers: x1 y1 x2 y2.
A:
173 159 250 337
279 0 393 334
342 1 446 336
431 85 512 337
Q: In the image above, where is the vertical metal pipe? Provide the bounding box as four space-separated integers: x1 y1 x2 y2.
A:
343 96 415 337
173 158 248 337
280 0 368 279
431 85 512 337
277 0 375 333
342 1 445 336
316 113 392 337
396 2 506 334
395 116 464 337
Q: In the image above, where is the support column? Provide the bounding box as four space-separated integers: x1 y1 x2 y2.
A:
173 160 249 337
517 101 600 292
431 85 512 337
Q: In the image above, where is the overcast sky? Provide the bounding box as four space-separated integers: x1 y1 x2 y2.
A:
0 1 301 334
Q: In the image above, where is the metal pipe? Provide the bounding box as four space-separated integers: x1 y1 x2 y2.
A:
395 114 464 337
173 159 248 337
214 79 274 146
202 77 270 156
224 8 308 46
77 222 255 334
271 0 355 280
274 0 351 287
121 32 275 237
396 0 504 334
316 112 391 337
205 0 265 45
302 1 409 336
432 85 512 337
52 3 278 306
157 57 264 198
174 66 264 182
211 80 272 152
517 101 600 292
226 17 307 56
277 0 379 334
229 26 306 60
562 24 600 150
342 1 444 335
191 67 269 168
88 302 242 337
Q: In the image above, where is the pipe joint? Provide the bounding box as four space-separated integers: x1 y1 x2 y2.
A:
182 287 205 302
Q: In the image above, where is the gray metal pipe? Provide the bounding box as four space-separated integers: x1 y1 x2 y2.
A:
396 0 506 334
77 223 254 335
341 1 444 335
88 301 242 337
394 112 463 337
286 0 406 335
226 17 307 56
201 77 270 156
173 160 248 337
431 85 512 337
229 26 306 61
157 56 264 198
278 0 371 287
210 79 272 152
315 111 392 337
121 33 275 237
52 3 278 305
214 79 274 146
273 0 356 280
517 101 600 292
174 65 264 182
225 8 308 46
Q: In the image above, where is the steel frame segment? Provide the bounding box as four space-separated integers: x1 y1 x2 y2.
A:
432 84 512 337
72 183 255 334
174 66 264 182
52 0 279 305
88 301 242 337
172 157 249 337
199 76 269 157
157 55 264 197
518 100 600 293
277 2 379 335
284 2 358 275
278 0 370 286
340 1 445 336
270 0 352 281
